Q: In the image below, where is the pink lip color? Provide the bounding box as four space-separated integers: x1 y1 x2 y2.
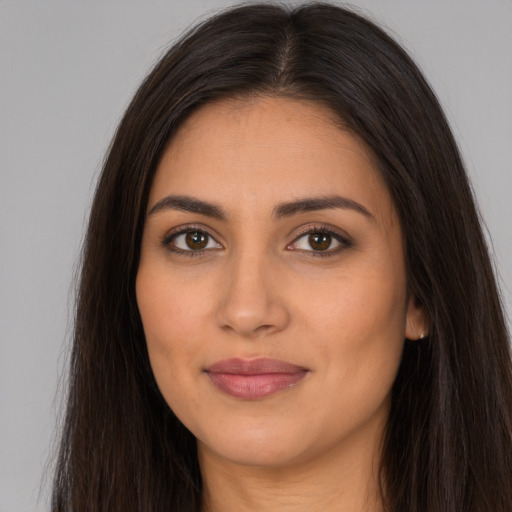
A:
205 358 308 400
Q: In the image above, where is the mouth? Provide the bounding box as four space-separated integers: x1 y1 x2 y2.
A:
204 358 309 400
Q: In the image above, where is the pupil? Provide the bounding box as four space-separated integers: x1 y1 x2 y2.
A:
309 233 331 251
186 231 208 249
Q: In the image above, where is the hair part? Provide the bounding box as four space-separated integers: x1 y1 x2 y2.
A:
52 3 512 511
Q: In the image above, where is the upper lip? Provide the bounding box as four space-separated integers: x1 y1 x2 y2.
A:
205 357 307 375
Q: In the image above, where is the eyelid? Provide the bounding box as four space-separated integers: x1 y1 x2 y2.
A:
291 223 352 243
161 224 223 255
287 223 353 255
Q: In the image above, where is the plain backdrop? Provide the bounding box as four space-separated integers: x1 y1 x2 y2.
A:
0 1 511 510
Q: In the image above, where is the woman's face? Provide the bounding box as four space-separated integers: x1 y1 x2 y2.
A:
136 96 425 470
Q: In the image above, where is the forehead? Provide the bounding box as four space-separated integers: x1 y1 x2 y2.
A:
149 96 394 224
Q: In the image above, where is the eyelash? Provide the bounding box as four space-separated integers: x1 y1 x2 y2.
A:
162 224 219 258
161 224 353 258
288 224 353 258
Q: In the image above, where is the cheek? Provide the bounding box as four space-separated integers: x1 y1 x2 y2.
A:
137 262 209 343
136 267 205 395
326 276 405 340
299 258 407 334
137 280 206 442
297 288 404 447
297 256 408 397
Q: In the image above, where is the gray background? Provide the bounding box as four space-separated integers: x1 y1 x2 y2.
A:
1 1 510 510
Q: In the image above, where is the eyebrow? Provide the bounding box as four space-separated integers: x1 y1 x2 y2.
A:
148 195 226 219
148 194 373 221
273 195 374 221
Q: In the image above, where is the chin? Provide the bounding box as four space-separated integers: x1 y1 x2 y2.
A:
198 433 308 469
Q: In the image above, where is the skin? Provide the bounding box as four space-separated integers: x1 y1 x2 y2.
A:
136 96 427 512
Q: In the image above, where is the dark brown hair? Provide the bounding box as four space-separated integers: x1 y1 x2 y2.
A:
52 3 512 511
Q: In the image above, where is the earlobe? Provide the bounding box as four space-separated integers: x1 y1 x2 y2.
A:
405 295 429 341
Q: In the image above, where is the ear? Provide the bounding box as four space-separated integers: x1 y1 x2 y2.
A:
405 294 429 341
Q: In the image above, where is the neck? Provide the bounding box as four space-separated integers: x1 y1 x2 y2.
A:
199 422 385 512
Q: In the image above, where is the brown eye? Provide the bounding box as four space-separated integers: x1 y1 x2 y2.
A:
168 229 222 253
288 229 347 255
308 233 332 251
185 230 208 250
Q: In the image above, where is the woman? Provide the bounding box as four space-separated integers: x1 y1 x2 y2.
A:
52 3 512 511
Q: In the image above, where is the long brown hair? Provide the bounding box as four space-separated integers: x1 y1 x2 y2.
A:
52 3 512 511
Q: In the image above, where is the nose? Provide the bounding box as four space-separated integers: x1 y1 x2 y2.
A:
214 250 290 338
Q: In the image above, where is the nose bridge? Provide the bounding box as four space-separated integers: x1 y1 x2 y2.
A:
215 244 289 337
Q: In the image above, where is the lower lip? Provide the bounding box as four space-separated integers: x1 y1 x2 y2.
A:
206 372 307 400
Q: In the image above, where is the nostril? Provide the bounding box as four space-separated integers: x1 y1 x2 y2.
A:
215 299 290 338
254 324 275 334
